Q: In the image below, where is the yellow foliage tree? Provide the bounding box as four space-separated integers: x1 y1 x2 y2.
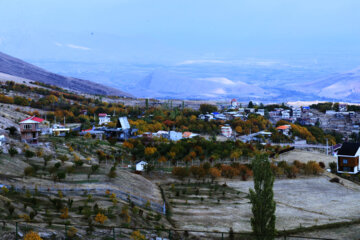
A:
60 207 69 219
24 231 43 240
94 212 108 224
144 147 157 156
158 156 167 163
131 230 146 240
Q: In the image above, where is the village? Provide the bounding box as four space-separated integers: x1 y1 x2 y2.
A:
0 80 359 239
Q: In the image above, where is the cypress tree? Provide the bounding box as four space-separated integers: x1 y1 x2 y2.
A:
249 154 276 240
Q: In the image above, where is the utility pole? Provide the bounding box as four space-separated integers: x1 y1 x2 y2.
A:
326 138 328 155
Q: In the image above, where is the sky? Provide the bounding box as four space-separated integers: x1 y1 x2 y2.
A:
0 0 360 66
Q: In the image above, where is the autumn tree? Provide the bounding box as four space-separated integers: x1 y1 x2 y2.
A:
94 212 108 224
249 155 276 240
172 167 189 180
209 167 221 182
24 231 43 240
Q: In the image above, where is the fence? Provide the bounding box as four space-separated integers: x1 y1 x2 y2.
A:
0 220 341 240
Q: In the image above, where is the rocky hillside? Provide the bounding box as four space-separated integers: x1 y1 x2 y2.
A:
0 51 133 97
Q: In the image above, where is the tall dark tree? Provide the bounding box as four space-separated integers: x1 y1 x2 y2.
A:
248 101 254 108
249 155 276 240
199 104 218 114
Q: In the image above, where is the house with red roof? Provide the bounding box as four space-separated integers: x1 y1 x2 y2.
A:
276 125 291 136
19 116 44 143
230 98 238 108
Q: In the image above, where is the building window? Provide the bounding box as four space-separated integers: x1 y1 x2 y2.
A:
343 159 348 164
23 124 32 129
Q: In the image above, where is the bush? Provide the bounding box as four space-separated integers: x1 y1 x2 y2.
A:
330 177 340 183
172 167 189 180
24 231 42 240
329 161 337 173
319 162 325 169
24 166 35 176
304 161 323 175
8 146 18 157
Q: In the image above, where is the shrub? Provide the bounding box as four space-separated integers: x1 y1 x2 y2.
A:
24 166 35 176
24 231 43 240
1 186 9 194
304 161 323 175
293 160 305 169
172 167 189 180
239 165 253 181
319 162 325 169
94 212 108 224
330 177 340 183
67 226 78 238
24 150 35 160
221 165 239 179
60 207 69 219
270 163 284 177
329 161 337 173
8 146 18 157
131 230 146 240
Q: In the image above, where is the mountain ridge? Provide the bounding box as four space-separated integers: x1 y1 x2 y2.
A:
0 51 133 97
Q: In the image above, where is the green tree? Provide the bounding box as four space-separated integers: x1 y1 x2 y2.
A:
199 104 218 114
6 126 17 136
249 155 276 240
248 101 254 108
24 150 35 161
8 145 18 157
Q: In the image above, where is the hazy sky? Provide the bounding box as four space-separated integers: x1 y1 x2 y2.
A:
1 0 360 65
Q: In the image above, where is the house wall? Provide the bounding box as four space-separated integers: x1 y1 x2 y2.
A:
20 123 39 142
337 156 359 173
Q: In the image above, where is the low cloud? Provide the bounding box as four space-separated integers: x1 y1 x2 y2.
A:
212 88 227 94
54 42 90 51
66 44 90 51
198 77 236 85
54 42 63 47
178 59 226 65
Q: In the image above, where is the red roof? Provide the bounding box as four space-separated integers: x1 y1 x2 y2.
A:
20 116 45 123
231 98 237 102
81 128 92 132
98 113 107 117
182 132 192 138
276 125 290 130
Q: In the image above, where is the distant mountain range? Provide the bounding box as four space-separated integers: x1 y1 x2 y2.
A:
292 68 360 101
1 51 359 102
128 67 359 102
0 51 133 97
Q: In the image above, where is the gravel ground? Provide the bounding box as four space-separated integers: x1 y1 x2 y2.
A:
277 149 337 166
168 175 360 235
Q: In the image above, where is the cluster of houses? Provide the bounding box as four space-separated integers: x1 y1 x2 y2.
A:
18 114 136 144
18 112 202 144
142 130 199 141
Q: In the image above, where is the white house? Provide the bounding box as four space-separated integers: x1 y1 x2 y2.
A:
281 110 291 119
0 135 5 146
292 108 302 118
51 124 70 136
136 161 148 171
169 131 183 141
257 109 265 116
98 113 111 125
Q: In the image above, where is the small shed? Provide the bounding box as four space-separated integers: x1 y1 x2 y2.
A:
136 161 148 171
